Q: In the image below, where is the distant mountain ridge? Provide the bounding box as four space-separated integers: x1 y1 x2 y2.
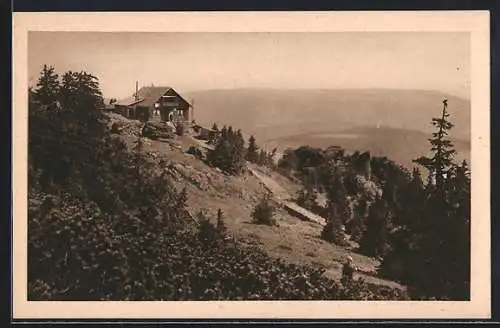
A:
187 88 470 140
186 88 470 169
269 125 470 170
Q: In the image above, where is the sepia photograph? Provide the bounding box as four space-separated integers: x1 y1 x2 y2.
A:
12 12 490 319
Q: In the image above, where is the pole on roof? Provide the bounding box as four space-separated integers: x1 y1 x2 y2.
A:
191 98 195 122
135 81 138 101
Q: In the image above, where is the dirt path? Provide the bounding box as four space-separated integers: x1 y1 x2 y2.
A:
187 135 215 151
248 167 292 201
248 167 327 226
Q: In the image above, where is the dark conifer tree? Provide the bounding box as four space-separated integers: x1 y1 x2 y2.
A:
258 149 267 166
414 99 456 187
346 197 368 243
207 126 246 175
358 196 390 259
59 71 104 112
321 166 350 245
296 179 317 211
246 135 259 164
33 64 60 106
381 100 471 300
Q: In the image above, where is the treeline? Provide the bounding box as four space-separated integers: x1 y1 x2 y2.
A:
207 123 276 174
28 65 407 301
277 101 471 300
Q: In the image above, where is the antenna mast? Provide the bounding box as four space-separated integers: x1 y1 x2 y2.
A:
191 98 195 122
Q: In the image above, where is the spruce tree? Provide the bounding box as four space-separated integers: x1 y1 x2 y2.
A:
403 168 426 230
296 180 317 211
414 99 456 187
321 202 347 246
246 135 259 164
442 159 470 299
34 64 60 106
278 148 298 172
321 166 350 245
414 100 469 299
266 151 275 168
251 192 276 225
208 126 228 171
346 197 368 242
59 71 104 112
258 149 267 166
380 100 471 300
207 126 246 175
232 129 246 174
358 196 390 259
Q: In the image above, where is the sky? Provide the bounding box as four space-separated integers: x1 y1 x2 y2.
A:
28 32 471 100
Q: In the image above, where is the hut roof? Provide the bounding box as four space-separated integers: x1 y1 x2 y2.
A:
116 86 192 108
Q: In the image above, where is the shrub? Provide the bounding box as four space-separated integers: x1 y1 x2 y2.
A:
251 193 276 226
110 123 120 134
186 146 204 160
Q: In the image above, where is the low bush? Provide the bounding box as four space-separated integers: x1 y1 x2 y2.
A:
28 191 408 301
251 194 277 226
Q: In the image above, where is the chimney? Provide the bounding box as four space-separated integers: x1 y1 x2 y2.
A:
135 81 139 101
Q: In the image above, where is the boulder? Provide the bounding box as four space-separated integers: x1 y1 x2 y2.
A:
142 121 175 140
186 146 204 160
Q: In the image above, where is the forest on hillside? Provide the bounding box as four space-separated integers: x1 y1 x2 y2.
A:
273 115 471 300
27 65 470 301
206 95 471 300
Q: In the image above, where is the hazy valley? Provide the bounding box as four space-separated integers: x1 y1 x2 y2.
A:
187 88 471 169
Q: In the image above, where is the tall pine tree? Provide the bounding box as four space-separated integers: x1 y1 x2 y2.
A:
358 196 390 259
381 99 470 300
33 65 60 106
414 99 456 187
246 135 259 163
321 165 350 245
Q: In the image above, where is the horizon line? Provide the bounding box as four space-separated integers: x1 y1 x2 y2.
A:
100 87 470 102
